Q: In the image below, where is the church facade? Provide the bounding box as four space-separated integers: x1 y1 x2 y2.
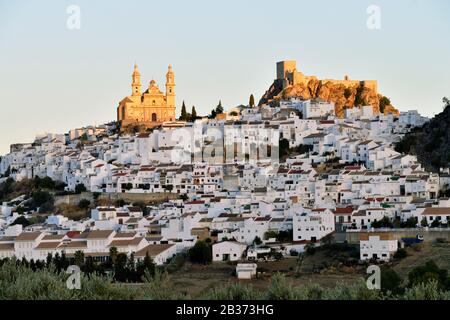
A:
117 64 176 128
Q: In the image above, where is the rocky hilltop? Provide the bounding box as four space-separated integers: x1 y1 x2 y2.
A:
259 78 399 118
395 98 450 172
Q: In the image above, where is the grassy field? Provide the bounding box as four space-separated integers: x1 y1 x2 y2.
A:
392 242 450 279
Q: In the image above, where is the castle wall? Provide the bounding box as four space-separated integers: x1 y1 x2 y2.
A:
277 60 377 94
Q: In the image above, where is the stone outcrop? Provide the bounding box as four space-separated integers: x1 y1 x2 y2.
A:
259 78 399 118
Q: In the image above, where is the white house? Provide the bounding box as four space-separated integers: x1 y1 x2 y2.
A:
298 99 335 119
359 232 398 261
135 243 177 265
212 241 247 262
421 207 450 225
293 208 335 242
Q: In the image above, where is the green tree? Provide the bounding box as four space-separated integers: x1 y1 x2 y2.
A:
114 253 128 282
430 218 441 228
264 230 278 240
83 256 95 274
31 190 53 207
137 252 156 280
279 138 290 159
60 252 69 271
215 100 224 114
180 101 187 120
276 230 293 242
191 106 197 120
305 243 316 256
354 85 364 106
379 96 391 113
126 253 136 281
78 199 91 209
29 189 55 213
34 176 56 189
11 216 30 227
74 183 87 194
408 260 449 289
109 247 118 265
371 216 393 228
401 217 417 228
253 236 262 245
393 248 407 260
125 183 133 191
46 253 53 267
380 266 403 294
74 250 85 267
249 94 255 107
188 240 212 264
115 199 127 207
344 88 352 99
420 217 429 227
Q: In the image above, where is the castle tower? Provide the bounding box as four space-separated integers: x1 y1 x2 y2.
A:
131 64 141 96
165 64 175 109
276 60 297 89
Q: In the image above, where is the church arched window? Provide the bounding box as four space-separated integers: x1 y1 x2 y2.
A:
152 113 157 122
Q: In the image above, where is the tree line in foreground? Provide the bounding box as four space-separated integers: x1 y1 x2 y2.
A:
0 257 449 300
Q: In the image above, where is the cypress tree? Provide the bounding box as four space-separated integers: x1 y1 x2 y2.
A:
249 94 255 107
180 101 187 120
215 100 223 114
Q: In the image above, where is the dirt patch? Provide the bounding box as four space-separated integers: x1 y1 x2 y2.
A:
392 242 450 280
166 257 365 298
56 203 89 221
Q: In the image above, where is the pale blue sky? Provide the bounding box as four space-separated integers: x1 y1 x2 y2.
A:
1 0 449 155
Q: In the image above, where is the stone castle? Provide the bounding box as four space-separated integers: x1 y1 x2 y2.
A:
276 60 378 93
117 64 176 128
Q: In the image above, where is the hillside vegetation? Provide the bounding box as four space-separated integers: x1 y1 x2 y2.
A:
395 98 450 172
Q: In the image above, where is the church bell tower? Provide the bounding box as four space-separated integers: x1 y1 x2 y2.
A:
131 64 141 96
165 64 175 109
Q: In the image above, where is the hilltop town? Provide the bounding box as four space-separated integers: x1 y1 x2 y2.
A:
0 60 449 292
